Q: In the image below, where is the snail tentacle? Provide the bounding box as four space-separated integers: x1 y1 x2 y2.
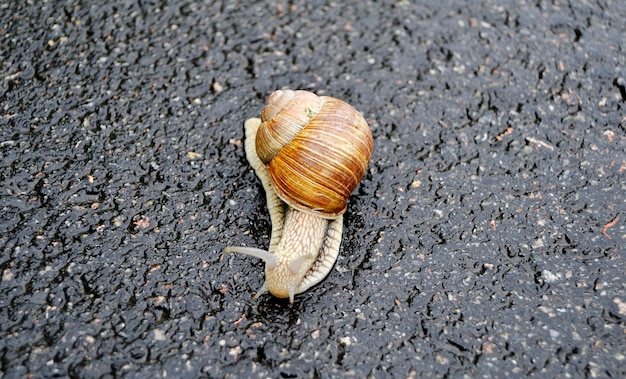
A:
253 283 269 300
223 246 278 268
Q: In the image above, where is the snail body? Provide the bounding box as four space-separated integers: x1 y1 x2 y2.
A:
225 90 373 303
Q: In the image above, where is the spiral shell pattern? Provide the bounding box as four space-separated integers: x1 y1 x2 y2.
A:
255 90 373 218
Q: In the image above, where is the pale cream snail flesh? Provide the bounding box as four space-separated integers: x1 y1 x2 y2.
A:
225 89 373 303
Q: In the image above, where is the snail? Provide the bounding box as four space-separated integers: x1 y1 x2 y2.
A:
225 89 373 303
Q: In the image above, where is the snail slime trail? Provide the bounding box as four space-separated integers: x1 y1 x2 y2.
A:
225 90 373 303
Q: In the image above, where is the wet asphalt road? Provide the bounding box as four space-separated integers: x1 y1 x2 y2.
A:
1 0 625 378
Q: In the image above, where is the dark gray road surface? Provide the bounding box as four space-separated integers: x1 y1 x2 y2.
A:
1 0 625 378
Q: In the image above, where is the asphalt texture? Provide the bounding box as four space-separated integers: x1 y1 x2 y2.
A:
1 0 625 378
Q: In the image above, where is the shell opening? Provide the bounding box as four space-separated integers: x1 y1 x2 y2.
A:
224 246 278 269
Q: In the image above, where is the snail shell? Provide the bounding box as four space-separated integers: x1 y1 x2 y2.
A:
256 89 373 218
226 89 373 302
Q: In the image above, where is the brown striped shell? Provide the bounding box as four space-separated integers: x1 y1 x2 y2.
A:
255 89 373 218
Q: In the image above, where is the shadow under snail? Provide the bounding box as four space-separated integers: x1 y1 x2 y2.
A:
225 89 373 303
